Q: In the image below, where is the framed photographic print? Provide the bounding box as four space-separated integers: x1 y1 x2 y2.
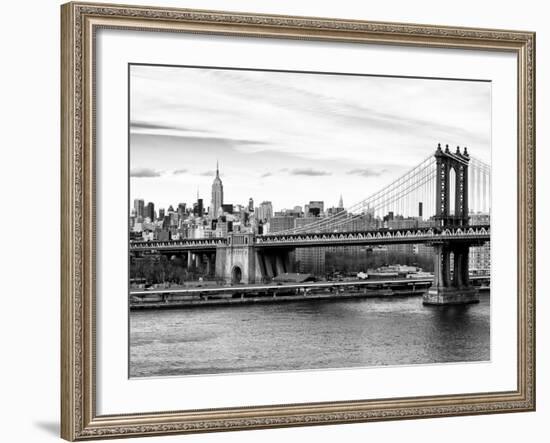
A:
61 2 536 440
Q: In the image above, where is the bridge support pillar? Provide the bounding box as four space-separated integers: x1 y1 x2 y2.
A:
263 255 275 279
283 253 292 274
275 255 285 276
187 251 192 270
205 254 214 276
423 242 478 305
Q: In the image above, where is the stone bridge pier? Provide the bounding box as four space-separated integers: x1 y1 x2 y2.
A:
215 233 293 284
423 241 478 305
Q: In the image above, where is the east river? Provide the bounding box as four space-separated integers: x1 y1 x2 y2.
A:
129 293 490 377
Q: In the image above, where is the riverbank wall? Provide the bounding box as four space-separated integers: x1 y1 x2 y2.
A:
130 286 430 310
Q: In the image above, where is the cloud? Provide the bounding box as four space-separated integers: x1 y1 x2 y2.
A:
261 172 272 178
199 170 215 176
289 168 331 177
130 167 162 178
131 120 270 150
130 121 180 131
173 169 187 175
348 168 387 178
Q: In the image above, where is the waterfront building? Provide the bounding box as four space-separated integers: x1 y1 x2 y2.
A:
295 247 326 276
468 212 491 274
210 162 224 219
414 243 433 260
325 245 366 255
469 243 491 275
386 243 416 255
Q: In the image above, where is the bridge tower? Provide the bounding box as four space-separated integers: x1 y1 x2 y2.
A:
214 233 293 284
215 233 261 284
434 143 470 227
424 144 478 305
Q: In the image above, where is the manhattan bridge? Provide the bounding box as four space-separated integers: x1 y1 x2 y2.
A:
131 144 491 304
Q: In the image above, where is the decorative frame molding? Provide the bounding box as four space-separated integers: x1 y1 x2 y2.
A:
61 2 536 440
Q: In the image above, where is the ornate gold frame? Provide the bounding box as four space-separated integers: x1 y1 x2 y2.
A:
61 2 536 440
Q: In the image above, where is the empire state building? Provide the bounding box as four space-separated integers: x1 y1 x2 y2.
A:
210 162 224 219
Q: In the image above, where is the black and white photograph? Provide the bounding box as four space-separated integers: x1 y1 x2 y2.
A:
128 64 492 378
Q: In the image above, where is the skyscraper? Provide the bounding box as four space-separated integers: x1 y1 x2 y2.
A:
133 198 145 219
177 203 186 218
145 202 155 221
193 198 204 217
305 201 324 217
210 161 224 220
257 201 273 222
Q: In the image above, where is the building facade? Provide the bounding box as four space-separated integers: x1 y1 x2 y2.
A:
305 201 324 217
256 201 273 222
269 215 296 233
145 202 155 221
133 198 145 219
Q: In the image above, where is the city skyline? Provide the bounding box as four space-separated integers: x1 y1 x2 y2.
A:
130 164 347 215
130 65 491 210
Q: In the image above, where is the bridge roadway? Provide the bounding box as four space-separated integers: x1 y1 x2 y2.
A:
129 225 490 252
129 275 489 296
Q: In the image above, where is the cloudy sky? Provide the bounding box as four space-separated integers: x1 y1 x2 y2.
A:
130 64 491 212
